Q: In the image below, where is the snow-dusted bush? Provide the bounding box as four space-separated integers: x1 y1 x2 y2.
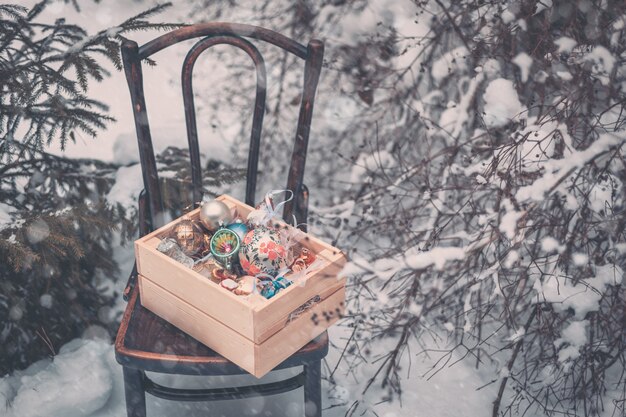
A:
188 1 625 416
335 2 626 416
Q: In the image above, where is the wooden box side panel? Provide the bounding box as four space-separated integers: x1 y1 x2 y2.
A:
139 275 256 374
252 250 347 343
254 286 346 377
136 239 255 338
141 274 345 379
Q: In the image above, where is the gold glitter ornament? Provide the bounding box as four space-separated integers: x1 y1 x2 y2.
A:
173 219 204 256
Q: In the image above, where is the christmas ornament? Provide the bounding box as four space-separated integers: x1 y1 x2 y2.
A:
291 258 307 272
260 280 277 299
199 200 233 231
157 238 194 269
192 251 213 268
210 228 240 272
234 275 256 296
291 246 317 272
256 194 275 211
247 189 293 226
299 247 316 266
289 256 328 282
157 237 178 255
211 267 237 282
220 278 239 291
192 261 207 273
239 225 290 276
226 221 248 241
173 219 204 256
258 276 292 299
274 276 292 290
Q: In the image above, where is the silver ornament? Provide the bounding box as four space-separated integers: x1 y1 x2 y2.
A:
156 238 194 269
199 200 233 231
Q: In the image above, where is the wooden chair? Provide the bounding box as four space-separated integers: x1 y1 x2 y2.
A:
114 23 326 417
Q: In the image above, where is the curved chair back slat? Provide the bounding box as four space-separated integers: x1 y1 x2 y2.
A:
139 22 308 59
121 23 324 232
283 39 323 226
182 35 267 207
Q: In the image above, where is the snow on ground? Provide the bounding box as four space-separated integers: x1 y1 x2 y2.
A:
0 325 498 417
0 339 116 417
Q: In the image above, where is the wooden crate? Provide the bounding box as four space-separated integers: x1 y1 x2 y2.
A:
135 194 347 377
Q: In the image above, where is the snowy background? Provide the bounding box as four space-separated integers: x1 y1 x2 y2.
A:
2 0 625 416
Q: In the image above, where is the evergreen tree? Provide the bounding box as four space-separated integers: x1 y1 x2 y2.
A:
0 0 179 375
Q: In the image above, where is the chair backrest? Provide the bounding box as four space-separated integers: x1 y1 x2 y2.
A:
121 22 324 233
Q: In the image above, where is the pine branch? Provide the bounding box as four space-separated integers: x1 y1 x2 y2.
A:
0 4 27 20
0 1 179 152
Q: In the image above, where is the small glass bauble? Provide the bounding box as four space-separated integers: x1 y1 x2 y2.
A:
210 228 240 273
226 221 249 241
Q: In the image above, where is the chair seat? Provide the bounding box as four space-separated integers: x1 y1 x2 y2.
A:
115 287 329 376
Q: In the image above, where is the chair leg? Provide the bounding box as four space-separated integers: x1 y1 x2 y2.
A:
123 367 147 417
303 360 322 417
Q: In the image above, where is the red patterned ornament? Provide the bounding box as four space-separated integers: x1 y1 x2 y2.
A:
239 226 289 276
